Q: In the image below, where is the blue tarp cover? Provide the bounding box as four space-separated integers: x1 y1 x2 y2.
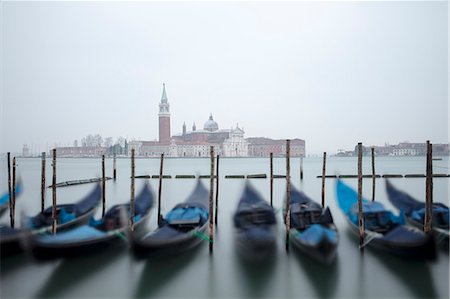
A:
336 180 404 228
166 207 208 225
297 224 338 246
38 226 106 243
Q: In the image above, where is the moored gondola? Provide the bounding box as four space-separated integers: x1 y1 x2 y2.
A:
233 182 277 261
27 183 102 232
0 179 23 217
31 183 154 259
385 180 449 249
0 184 101 258
336 179 436 260
284 185 338 263
131 179 210 258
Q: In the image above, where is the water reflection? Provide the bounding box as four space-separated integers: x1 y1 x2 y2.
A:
34 245 124 298
291 247 339 298
133 247 202 298
233 251 277 298
370 249 437 298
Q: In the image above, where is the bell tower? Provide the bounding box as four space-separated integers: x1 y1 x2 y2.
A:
158 83 171 144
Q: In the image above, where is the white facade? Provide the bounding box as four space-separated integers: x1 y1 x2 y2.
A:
222 126 249 157
393 148 419 156
176 144 222 157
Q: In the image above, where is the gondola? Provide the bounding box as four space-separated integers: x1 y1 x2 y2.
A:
0 180 23 217
385 180 449 248
31 183 155 259
336 179 436 259
233 182 277 261
132 180 209 258
284 185 338 263
0 184 101 258
27 183 102 232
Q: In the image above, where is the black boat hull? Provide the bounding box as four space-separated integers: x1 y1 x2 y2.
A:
289 227 338 264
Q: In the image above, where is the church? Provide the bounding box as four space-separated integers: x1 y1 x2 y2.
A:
128 84 249 157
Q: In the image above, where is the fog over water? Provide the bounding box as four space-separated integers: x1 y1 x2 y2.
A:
1 1 448 155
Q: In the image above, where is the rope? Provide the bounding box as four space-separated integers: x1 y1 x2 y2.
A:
192 230 213 243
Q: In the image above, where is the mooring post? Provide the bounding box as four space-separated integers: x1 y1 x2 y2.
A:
52 149 57 235
157 153 164 226
41 152 46 212
270 152 274 207
7 152 12 227
321 152 327 208
209 146 215 252
371 147 375 201
285 139 291 251
424 141 433 233
11 157 16 228
357 143 364 249
300 156 304 181
102 154 106 217
113 153 117 180
214 154 220 226
130 148 135 231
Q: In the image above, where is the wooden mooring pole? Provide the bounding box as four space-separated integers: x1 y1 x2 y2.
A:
113 153 117 180
321 152 326 208
52 149 57 234
357 143 364 249
270 152 274 207
300 156 304 181
285 140 291 251
209 146 215 252
157 153 164 226
130 148 135 231
41 152 46 212
214 155 220 226
371 147 375 201
102 155 106 217
7 152 12 227
11 157 16 228
424 141 433 233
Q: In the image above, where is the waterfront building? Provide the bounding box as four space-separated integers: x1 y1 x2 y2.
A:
247 138 305 157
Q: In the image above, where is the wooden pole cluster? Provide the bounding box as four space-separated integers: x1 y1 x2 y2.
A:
300 156 304 181
209 146 215 252
102 155 106 217
11 157 16 228
269 152 274 207
321 152 326 208
41 152 46 212
357 143 364 249
52 149 57 235
214 155 220 226
113 153 117 180
7 153 12 227
371 147 376 201
130 148 135 231
157 153 164 226
285 139 291 251
424 141 433 233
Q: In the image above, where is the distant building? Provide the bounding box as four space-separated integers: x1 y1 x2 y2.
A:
22 144 30 157
55 146 106 157
346 142 449 156
247 138 305 157
55 84 306 157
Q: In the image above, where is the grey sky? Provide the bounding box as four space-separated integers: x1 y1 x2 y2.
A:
1 1 448 155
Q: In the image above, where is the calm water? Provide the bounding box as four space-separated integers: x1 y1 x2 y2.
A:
1 156 449 299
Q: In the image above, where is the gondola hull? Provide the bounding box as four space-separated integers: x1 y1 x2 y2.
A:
132 222 208 258
131 180 210 259
31 215 150 259
234 226 277 261
0 226 29 258
289 226 338 264
345 217 436 259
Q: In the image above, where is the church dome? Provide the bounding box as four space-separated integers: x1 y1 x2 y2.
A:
204 114 219 132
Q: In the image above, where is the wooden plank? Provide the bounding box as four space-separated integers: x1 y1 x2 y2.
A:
247 174 267 179
225 175 245 179
175 175 196 179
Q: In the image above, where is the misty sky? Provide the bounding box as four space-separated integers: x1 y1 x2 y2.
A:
1 1 448 155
